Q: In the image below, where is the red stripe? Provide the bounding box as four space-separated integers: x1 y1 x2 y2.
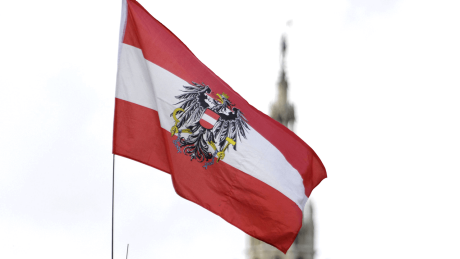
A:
114 96 302 253
200 119 214 130
123 0 326 197
113 98 170 173
205 109 220 120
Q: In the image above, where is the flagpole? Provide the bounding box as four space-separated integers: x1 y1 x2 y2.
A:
114 0 127 257
112 154 115 259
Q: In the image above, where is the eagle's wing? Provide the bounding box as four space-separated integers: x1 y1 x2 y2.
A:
213 109 250 151
172 82 209 129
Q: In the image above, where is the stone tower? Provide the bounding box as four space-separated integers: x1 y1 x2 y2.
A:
246 35 315 259
269 35 295 130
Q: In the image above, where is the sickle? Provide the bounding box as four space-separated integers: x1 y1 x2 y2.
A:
172 108 184 124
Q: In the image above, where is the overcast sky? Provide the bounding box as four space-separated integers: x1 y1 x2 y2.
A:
1 0 459 259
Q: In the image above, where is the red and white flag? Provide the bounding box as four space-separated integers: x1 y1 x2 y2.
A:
113 0 327 253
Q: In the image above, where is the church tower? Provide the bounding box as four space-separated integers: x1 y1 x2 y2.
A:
269 35 295 130
246 35 315 259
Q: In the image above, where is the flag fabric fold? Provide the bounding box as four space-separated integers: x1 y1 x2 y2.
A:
113 0 327 253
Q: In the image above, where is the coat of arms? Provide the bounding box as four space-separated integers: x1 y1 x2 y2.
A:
170 82 250 168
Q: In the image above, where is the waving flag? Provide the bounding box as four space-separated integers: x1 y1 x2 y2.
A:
113 0 327 253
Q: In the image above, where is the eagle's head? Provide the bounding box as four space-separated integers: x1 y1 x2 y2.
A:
199 86 217 108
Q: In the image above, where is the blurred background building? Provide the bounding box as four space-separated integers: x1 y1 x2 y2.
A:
246 36 315 259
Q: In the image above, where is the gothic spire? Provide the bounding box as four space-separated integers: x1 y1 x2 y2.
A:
270 34 295 130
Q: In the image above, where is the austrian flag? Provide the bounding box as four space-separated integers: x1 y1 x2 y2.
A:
113 0 327 253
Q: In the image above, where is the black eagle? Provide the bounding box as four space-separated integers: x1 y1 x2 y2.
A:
170 82 250 163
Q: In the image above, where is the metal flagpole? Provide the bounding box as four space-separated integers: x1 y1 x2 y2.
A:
114 1 127 257
112 154 115 259
126 244 129 259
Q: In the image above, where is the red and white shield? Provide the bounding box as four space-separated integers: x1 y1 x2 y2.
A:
200 109 220 129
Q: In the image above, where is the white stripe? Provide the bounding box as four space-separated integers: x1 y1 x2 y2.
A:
202 113 217 125
116 44 158 111
116 43 308 210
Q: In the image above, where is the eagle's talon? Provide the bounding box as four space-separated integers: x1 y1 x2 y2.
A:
171 125 178 136
216 151 225 162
